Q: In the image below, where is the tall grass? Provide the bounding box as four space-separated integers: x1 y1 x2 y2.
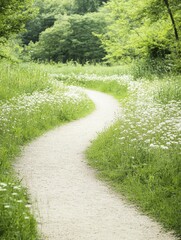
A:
87 91 181 235
0 61 51 101
38 61 130 76
55 73 129 100
129 58 174 80
155 77 181 104
0 61 94 239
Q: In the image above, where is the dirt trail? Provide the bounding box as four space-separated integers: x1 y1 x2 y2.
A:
15 90 177 240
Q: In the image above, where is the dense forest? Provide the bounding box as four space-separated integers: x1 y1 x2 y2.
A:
0 0 181 70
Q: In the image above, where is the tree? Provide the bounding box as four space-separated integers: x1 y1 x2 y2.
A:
21 0 76 45
73 0 108 14
27 17 71 62
99 0 181 65
163 0 179 43
21 0 56 45
0 0 35 42
0 0 35 59
28 13 106 63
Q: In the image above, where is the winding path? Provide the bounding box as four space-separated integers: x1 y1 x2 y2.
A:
15 90 176 240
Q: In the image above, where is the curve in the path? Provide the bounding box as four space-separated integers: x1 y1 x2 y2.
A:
15 89 176 240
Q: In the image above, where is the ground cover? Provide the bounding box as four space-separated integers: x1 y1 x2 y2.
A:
56 67 181 237
0 62 94 240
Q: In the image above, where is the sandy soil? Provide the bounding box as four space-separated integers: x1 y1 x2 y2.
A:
15 89 177 240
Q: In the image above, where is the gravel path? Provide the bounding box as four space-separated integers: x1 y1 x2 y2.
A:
15 89 176 240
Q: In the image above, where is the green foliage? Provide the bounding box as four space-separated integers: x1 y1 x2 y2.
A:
99 0 181 71
0 38 23 61
21 0 63 45
28 13 106 63
73 0 107 14
0 0 35 43
0 180 39 239
87 120 181 236
0 0 36 60
57 73 128 100
41 61 131 76
154 77 181 103
0 61 50 101
128 58 173 79
21 0 107 46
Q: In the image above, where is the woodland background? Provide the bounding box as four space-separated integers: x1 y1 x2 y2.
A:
0 0 181 73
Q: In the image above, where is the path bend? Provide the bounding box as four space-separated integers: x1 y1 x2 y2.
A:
15 89 176 240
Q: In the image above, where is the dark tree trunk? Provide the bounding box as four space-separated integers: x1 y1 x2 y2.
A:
163 0 179 41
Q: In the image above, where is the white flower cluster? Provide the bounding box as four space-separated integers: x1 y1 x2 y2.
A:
0 182 31 220
55 73 180 152
0 81 88 135
119 80 181 151
36 73 181 152
51 73 131 87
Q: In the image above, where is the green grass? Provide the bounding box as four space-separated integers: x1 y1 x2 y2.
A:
0 61 51 101
87 121 181 236
86 76 181 237
57 77 128 100
0 61 94 239
154 76 181 104
43 61 130 76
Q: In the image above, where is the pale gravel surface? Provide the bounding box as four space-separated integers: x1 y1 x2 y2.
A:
15 89 177 240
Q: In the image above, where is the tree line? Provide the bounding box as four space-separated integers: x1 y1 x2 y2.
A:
0 0 180 70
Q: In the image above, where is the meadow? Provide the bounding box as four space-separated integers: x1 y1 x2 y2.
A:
0 61 180 239
0 61 94 239
55 65 181 237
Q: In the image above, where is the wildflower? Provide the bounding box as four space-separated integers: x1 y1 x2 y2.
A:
12 192 18 196
25 204 31 208
4 205 10 208
0 183 7 187
150 144 159 149
160 145 169 150
13 186 21 190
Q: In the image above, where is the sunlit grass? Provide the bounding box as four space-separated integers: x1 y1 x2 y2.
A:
87 92 180 235
0 61 51 101
43 61 130 76
54 73 129 100
155 77 181 103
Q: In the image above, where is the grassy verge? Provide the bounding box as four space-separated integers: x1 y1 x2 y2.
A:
0 61 94 240
85 76 181 237
0 62 51 101
55 73 129 100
